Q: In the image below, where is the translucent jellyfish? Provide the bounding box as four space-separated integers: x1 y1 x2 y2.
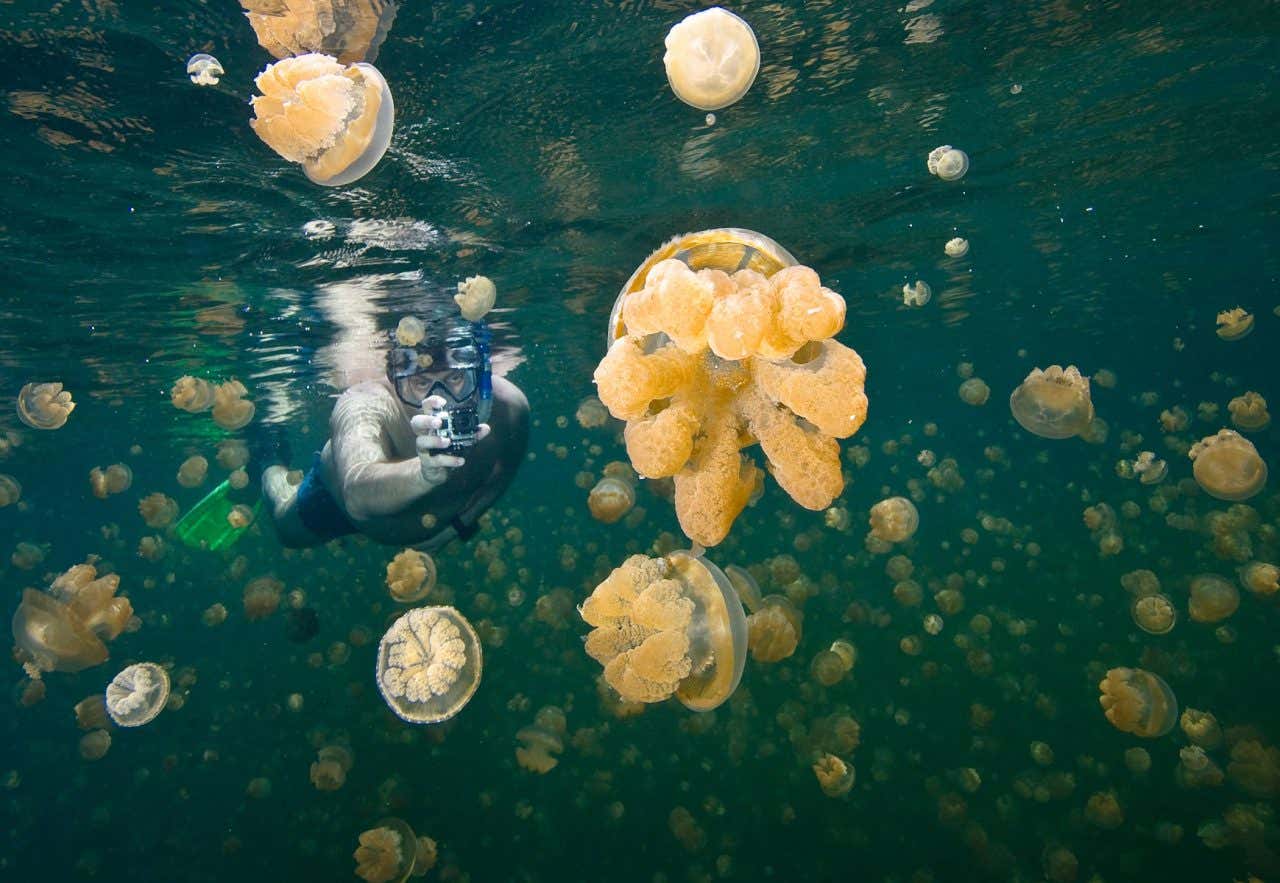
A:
310 744 354 791
1098 667 1178 738
1009 365 1095 439
1188 429 1267 501
662 7 760 111
242 0 399 64
79 729 111 761
385 549 437 603
1227 740 1280 798
186 54 224 86
74 694 110 730
515 705 566 774
11 562 133 674
1240 561 1278 597
1124 747 1151 775
454 275 496 321
580 551 747 712
575 396 609 429
588 476 636 524
944 237 969 258
958 378 990 406
211 380 255 431
1180 709 1223 750
216 439 250 470
89 463 132 499
927 145 969 181
138 493 179 529
227 504 255 528
243 575 283 621
394 316 425 347
104 663 170 727
812 753 855 797
1187 574 1239 623
375 606 482 724
409 836 437 878
869 497 919 543
16 381 75 430
1130 594 1176 635
176 455 209 489
1215 307 1253 341
745 595 802 663
250 53 395 187
810 640 855 687
1227 391 1269 432
0 474 20 507
902 280 932 307
596 229 869 546
354 818 417 883
1084 791 1124 829
11 541 45 570
1132 451 1167 485
171 376 216 413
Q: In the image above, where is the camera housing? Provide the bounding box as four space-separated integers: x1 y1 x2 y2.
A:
437 407 481 455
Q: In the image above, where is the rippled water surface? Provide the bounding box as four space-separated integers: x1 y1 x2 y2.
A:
1 1 1278 881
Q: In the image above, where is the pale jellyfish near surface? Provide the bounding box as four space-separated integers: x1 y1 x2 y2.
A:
105 662 170 727
250 53 395 187
186 53 224 86
944 237 969 258
663 7 760 111
902 280 932 307
927 145 969 181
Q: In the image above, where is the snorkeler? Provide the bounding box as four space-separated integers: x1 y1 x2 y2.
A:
261 311 529 550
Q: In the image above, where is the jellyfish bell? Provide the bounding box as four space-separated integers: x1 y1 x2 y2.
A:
588 476 636 524
454 275 496 322
1187 574 1239 624
242 0 400 64
12 589 108 673
902 280 932 307
186 53 224 86
927 145 969 181
1131 594 1176 635
385 549 437 603
1215 307 1253 341
17 381 75 430
250 53 395 187
375 606 481 724
869 497 919 543
104 662 171 728
1189 429 1267 502
354 817 418 883
1098 667 1178 738
958 378 990 406
662 7 760 111
944 237 970 258
1009 365 1095 439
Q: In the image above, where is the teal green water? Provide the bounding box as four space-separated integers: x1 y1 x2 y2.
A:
1 1 1278 880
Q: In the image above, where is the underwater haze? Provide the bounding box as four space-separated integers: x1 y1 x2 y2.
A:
1 0 1278 881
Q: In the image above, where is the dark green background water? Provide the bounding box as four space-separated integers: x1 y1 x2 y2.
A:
1 1 1277 880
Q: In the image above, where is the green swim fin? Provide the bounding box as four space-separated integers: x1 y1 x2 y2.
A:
174 480 261 551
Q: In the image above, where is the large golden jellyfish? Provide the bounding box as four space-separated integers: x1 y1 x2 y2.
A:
11 561 133 674
1189 429 1267 501
594 229 869 546
1008 365 1094 439
375 606 482 724
662 7 759 111
241 0 399 64
104 662 170 727
580 550 747 712
16 381 75 430
250 53 394 187
1098 667 1178 738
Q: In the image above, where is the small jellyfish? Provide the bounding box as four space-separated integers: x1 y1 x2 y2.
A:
79 729 112 761
394 316 426 347
810 640 855 687
385 549 437 603
176 455 209 489
16 382 75 430
354 818 417 883
812 753 855 797
171 376 216 413
927 145 969 181
575 396 610 429
1215 307 1253 341
1189 429 1267 501
216 439 250 470
662 7 760 111
226 503 254 528
1098 667 1178 738
375 606 482 724
1009 365 1095 439
588 476 636 524
186 53 223 86
1132 451 1167 485
89 463 132 499
1084 791 1124 829
1227 391 1270 432
1130 594 1176 635
211 380 255 431
1187 574 1239 623
902 280 932 307
251 53 395 187
580 551 747 712
139 492 179 529
515 705 567 774
944 237 969 258
310 744 354 791
11 542 46 571
243 575 283 621
745 595 802 663
104 662 170 727
958 378 990 406
454 275 496 321
869 497 919 543
1180 709 1223 750
1240 561 1278 597
0 474 21 507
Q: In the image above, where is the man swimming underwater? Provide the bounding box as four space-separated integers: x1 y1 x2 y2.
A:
261 311 529 550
